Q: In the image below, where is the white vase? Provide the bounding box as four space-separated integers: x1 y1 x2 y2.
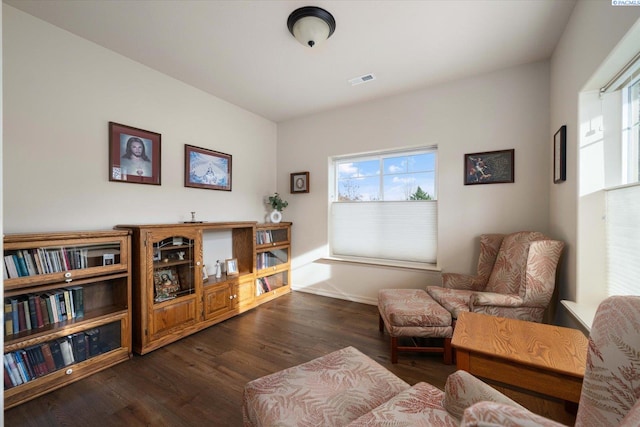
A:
270 210 282 223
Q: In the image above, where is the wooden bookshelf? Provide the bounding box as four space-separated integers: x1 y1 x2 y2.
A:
3 230 132 409
115 222 291 355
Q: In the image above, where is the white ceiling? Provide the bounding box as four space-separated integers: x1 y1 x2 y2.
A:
5 0 576 123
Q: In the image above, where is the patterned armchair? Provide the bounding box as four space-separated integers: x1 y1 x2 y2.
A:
427 231 564 322
461 295 640 427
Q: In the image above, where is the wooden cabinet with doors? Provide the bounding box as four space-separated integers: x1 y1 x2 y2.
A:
116 221 279 355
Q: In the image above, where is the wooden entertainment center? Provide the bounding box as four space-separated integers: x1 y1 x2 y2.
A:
115 221 291 355
3 222 291 407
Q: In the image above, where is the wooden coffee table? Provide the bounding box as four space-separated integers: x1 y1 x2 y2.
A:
451 311 588 404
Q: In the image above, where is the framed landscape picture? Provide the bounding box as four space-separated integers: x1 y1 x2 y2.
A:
464 149 514 185
184 144 232 191
109 122 161 185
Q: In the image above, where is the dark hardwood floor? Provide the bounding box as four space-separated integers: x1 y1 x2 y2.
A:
4 291 456 426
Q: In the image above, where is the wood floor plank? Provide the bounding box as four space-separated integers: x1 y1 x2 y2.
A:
4 291 456 426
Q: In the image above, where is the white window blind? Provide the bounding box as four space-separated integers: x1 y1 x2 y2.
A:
330 200 437 264
606 183 640 296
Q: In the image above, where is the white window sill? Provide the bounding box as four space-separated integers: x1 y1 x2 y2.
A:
561 300 598 332
321 256 440 272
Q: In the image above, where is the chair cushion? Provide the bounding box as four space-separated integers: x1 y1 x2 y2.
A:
347 382 458 427
379 289 451 327
242 346 410 427
485 231 546 295
426 286 473 319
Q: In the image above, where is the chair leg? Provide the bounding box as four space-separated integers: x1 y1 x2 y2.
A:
443 337 452 365
379 314 384 332
391 336 398 364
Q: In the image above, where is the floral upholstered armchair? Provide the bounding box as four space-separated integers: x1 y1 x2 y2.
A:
461 295 640 427
427 231 564 323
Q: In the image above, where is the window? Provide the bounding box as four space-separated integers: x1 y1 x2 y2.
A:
330 147 437 265
622 77 640 183
606 74 640 297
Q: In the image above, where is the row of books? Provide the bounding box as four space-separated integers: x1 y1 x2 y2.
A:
5 287 84 337
256 252 287 270
255 277 273 296
3 247 92 279
4 328 109 389
256 230 275 245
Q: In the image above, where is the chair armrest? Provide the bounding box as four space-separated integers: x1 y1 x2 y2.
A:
470 292 524 308
461 401 566 427
443 370 523 420
442 273 486 291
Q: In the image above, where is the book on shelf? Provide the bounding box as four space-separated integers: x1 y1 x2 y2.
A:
13 351 31 383
71 332 89 362
10 298 19 335
40 343 57 373
48 340 65 370
58 337 75 366
85 328 100 357
4 353 23 387
67 286 84 318
5 302 13 337
4 255 19 279
14 252 29 277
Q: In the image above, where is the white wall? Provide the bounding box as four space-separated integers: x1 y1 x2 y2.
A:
549 1 640 328
3 5 278 233
278 61 552 305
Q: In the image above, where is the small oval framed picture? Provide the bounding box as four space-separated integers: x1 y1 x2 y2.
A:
291 171 310 193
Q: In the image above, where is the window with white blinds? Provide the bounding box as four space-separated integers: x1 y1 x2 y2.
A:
330 201 437 264
606 183 640 296
330 147 438 265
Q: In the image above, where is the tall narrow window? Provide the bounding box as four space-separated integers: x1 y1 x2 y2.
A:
330 147 437 265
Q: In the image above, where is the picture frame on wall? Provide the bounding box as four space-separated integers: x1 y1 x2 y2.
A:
109 122 161 185
290 171 310 193
184 144 232 191
554 125 567 183
464 149 515 185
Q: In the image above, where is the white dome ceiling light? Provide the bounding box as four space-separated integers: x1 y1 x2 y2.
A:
287 6 336 48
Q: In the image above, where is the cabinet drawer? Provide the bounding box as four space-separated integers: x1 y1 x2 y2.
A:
150 297 197 338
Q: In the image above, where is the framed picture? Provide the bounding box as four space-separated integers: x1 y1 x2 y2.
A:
554 125 567 183
109 122 161 185
291 171 310 193
102 254 115 266
464 149 515 185
225 258 239 276
184 144 232 191
153 268 181 302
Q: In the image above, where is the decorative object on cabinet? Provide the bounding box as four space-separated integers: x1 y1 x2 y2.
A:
184 144 232 191
464 149 514 185
268 192 288 223
108 122 161 185
3 230 132 409
225 258 239 276
115 222 290 355
290 171 310 193
554 125 567 183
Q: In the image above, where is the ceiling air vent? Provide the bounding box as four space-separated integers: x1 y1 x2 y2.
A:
348 74 376 86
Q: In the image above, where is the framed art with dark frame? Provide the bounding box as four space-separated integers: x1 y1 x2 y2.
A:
554 125 567 183
184 144 232 191
290 171 310 193
225 258 239 276
464 149 515 185
109 122 161 185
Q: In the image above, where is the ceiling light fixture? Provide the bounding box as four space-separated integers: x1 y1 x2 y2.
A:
287 6 336 48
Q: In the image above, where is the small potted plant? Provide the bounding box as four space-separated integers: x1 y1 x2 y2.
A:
267 192 288 223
